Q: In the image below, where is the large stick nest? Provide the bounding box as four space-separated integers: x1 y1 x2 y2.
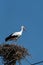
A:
0 44 31 65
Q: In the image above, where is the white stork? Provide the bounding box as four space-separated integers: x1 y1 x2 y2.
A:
5 26 25 42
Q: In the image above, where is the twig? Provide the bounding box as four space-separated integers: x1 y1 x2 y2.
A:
18 60 22 65
24 57 31 65
4 58 16 64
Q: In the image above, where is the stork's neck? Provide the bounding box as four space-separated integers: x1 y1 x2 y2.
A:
20 28 23 34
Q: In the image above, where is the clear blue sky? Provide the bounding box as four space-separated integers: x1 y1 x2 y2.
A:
0 0 43 65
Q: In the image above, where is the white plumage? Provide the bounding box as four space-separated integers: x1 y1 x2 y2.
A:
5 26 25 41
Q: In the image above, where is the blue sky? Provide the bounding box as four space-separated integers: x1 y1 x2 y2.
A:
0 0 43 65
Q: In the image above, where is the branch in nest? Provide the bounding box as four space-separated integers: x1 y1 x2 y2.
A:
0 44 31 65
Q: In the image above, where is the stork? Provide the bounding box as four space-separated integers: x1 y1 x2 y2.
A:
5 26 25 42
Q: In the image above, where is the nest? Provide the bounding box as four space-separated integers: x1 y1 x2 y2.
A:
0 44 31 65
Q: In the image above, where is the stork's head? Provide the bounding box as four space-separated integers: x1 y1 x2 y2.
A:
21 26 26 31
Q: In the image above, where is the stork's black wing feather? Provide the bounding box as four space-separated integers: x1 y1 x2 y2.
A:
5 34 18 41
